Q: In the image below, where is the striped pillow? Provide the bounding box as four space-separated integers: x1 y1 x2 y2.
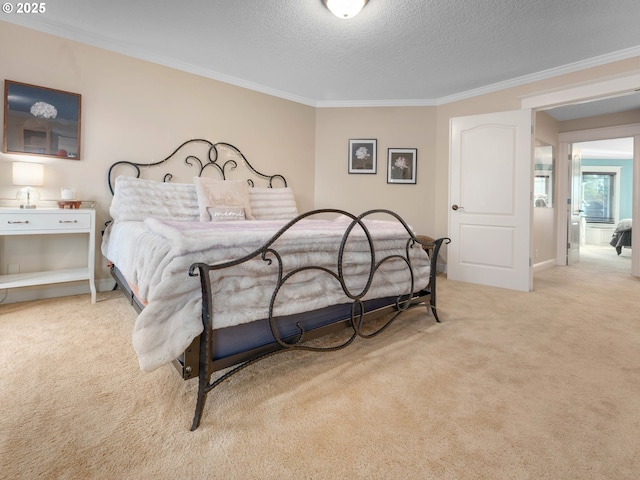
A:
249 187 298 220
110 176 200 222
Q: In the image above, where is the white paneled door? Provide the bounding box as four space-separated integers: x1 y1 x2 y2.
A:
448 109 534 292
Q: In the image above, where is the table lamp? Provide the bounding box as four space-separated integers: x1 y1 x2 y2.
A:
13 162 45 209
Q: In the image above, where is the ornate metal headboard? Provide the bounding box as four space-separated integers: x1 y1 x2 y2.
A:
107 139 287 195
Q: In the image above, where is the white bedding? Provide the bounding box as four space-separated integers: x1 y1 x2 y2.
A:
103 217 430 372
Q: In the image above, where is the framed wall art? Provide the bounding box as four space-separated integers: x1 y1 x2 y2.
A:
387 148 417 184
348 138 377 174
3 80 82 160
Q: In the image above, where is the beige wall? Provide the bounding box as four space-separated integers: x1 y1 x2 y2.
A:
316 57 640 251
0 22 315 300
2 20 640 301
533 111 560 267
314 106 436 234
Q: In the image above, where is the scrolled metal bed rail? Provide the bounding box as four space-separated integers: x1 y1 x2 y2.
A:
187 208 450 430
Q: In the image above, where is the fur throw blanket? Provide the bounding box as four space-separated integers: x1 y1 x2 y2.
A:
122 217 429 372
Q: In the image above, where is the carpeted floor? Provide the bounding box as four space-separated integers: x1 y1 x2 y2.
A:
1 246 639 479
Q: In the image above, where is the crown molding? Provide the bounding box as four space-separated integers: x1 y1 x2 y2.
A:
0 17 319 107
4 17 640 109
315 98 438 108
436 45 640 106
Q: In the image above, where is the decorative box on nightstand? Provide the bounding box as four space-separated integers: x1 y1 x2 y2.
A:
0 207 96 303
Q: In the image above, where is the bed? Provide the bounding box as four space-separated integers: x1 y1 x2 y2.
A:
610 219 632 255
102 139 449 430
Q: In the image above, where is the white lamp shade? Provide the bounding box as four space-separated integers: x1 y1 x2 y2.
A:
12 162 44 186
324 0 368 18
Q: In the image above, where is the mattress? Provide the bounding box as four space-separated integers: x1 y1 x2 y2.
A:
102 216 430 372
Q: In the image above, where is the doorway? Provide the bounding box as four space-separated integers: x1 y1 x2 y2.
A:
558 126 640 276
522 75 640 277
568 137 634 271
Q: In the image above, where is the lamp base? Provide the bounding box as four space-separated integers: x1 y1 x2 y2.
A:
16 186 40 209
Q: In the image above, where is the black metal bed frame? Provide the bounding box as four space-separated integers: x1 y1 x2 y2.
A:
106 139 450 431
107 138 287 194
187 215 448 430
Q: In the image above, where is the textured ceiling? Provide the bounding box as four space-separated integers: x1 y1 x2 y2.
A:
3 0 640 108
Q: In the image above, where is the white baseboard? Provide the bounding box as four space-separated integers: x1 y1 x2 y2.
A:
533 259 556 273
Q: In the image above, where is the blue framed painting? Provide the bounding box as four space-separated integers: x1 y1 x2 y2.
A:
3 80 82 159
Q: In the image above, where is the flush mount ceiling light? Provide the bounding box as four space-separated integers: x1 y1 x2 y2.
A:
322 0 369 19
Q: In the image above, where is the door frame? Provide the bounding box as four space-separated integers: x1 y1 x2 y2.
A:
558 125 640 276
521 73 640 277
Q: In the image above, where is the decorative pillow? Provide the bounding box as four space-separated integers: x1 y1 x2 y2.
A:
193 177 254 221
249 187 298 220
207 206 246 222
110 176 199 222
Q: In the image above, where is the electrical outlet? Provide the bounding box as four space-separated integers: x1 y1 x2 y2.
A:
7 264 19 275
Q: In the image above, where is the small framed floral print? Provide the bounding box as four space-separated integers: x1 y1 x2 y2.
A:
387 148 417 184
348 139 377 174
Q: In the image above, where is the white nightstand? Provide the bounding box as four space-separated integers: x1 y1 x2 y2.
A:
0 207 96 303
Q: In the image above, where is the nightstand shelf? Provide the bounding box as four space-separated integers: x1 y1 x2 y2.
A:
0 208 96 302
0 268 92 289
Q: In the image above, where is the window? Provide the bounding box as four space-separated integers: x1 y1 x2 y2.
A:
580 166 621 224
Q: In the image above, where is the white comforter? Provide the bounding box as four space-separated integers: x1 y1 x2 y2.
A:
104 217 430 372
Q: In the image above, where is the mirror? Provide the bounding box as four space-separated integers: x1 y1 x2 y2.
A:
3 80 81 160
534 144 553 208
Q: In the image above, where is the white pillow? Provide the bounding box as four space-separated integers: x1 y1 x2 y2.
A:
193 177 254 221
249 187 298 220
110 176 199 222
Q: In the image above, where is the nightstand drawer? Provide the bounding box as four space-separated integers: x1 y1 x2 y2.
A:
0 212 92 232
